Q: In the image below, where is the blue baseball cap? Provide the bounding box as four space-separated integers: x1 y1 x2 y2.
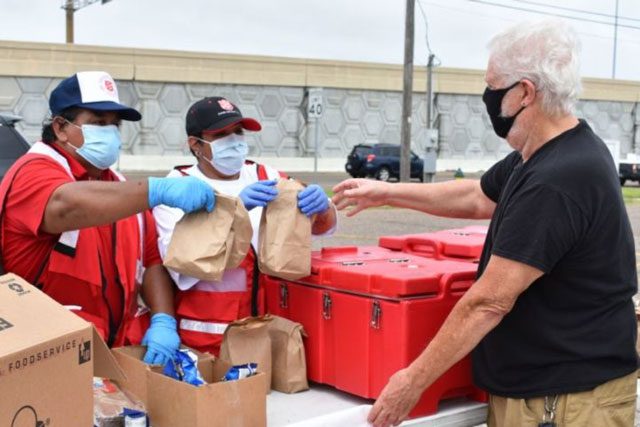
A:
49 71 141 121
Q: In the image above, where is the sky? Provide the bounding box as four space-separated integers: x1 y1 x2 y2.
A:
0 0 638 81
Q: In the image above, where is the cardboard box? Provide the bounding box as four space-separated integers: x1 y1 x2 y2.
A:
111 346 151 405
113 346 267 427
112 345 213 405
0 273 124 427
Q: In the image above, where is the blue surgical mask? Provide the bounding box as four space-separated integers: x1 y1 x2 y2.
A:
199 133 248 176
68 123 122 170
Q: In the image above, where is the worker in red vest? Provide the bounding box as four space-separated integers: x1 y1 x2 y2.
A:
0 72 215 366
153 97 337 355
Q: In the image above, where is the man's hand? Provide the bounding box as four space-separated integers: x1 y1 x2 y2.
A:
239 180 279 210
331 178 392 217
298 184 329 217
148 176 215 213
142 313 180 365
367 367 425 427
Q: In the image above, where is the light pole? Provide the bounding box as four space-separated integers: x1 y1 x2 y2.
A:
400 0 415 183
61 0 113 44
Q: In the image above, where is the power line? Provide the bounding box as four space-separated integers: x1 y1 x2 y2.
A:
422 0 640 46
416 0 434 55
416 0 442 66
466 0 640 30
510 0 640 23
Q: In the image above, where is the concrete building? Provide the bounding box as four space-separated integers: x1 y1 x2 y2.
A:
1 40 638 173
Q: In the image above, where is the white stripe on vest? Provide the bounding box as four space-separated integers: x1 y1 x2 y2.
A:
179 319 229 336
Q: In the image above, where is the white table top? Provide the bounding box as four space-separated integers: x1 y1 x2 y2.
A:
267 384 488 427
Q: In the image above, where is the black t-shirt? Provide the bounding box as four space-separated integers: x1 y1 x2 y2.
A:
473 120 638 398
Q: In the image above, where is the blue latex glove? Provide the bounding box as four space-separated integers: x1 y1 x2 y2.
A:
297 184 329 217
142 313 180 366
239 179 279 210
148 176 215 213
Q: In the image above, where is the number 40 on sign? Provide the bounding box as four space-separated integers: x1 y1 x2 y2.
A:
308 89 323 119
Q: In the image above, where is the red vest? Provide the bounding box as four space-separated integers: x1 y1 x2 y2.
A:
173 161 286 355
0 145 147 347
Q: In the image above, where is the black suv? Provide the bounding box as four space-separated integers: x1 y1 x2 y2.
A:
619 161 640 186
0 114 29 181
345 143 424 182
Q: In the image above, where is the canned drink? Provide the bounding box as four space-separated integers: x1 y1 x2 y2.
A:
124 412 147 427
223 363 258 381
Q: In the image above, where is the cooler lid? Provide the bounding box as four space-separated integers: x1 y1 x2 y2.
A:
309 246 414 285
432 229 486 258
315 256 478 298
378 228 487 260
312 246 396 265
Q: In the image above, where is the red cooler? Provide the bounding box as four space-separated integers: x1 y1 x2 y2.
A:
264 250 486 417
308 245 414 283
378 225 488 261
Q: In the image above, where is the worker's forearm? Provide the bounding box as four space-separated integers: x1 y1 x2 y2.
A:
385 179 493 219
43 180 150 234
407 286 505 391
141 264 176 317
312 203 337 235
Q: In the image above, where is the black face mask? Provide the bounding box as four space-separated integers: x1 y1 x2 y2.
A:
482 81 526 139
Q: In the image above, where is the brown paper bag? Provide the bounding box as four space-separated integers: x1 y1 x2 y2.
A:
226 197 253 269
268 316 309 393
219 316 272 393
164 193 251 281
258 179 312 280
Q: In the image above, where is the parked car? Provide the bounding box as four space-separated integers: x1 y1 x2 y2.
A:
0 114 29 181
619 156 640 186
345 143 424 182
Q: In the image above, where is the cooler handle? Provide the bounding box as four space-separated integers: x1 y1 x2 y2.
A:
402 236 443 260
320 246 358 256
279 282 289 309
438 270 477 300
322 292 332 320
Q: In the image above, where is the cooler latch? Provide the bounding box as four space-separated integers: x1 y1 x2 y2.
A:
370 300 382 329
279 282 289 309
322 292 332 320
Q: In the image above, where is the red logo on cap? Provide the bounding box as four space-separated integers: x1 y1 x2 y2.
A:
218 99 234 111
103 79 114 93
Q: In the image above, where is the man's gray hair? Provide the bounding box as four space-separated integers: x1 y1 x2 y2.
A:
488 19 582 117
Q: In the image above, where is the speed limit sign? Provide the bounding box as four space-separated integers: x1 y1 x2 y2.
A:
308 88 323 118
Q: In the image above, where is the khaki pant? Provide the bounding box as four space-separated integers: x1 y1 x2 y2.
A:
488 371 638 427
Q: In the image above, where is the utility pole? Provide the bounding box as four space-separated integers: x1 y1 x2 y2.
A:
65 0 74 43
612 0 619 79
423 53 437 183
426 53 435 129
62 0 114 44
400 0 415 183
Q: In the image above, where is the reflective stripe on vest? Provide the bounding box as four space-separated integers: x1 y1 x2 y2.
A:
179 318 228 335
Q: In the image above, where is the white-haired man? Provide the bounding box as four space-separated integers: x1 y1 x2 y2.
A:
333 20 638 427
